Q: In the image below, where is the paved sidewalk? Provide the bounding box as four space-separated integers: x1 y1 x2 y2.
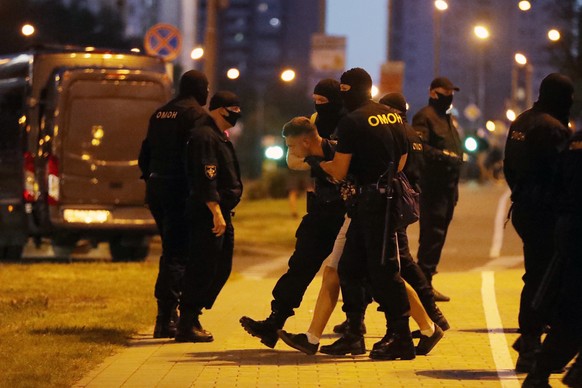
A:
75 269 568 387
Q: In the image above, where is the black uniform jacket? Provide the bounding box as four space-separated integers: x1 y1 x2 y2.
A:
186 116 242 210
555 131 582 216
335 100 408 186
412 105 462 169
138 96 207 178
403 119 425 191
504 105 571 206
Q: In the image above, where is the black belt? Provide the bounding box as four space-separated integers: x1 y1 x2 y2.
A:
358 184 388 194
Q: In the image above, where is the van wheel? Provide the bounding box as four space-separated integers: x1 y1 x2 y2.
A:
109 236 150 262
0 245 24 262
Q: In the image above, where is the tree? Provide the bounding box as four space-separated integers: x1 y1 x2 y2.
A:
0 0 129 55
547 0 582 119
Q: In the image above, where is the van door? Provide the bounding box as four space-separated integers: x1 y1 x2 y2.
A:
51 70 171 210
0 78 28 259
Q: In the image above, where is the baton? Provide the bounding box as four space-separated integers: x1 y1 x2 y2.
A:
380 162 396 266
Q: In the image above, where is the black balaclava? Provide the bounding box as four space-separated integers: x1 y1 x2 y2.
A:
179 70 209 106
209 91 241 127
340 67 372 112
429 92 453 115
380 92 408 122
534 73 574 127
313 78 343 138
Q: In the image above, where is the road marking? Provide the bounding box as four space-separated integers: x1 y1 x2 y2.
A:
471 255 523 272
490 188 512 258
241 254 290 280
481 271 520 387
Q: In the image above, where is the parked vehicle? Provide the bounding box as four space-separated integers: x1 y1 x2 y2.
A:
0 46 173 261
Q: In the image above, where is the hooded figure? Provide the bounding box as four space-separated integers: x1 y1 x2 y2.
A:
503 72 574 374
179 70 209 106
313 78 344 139
533 72 574 127
340 68 372 112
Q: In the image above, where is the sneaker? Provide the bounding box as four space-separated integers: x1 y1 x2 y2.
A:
415 326 444 355
277 330 318 355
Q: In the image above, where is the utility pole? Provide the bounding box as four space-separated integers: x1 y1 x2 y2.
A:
203 0 218 95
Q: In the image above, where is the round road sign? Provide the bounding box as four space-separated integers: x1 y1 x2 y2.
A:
144 23 182 61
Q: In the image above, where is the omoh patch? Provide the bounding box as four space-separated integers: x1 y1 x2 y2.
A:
205 164 217 180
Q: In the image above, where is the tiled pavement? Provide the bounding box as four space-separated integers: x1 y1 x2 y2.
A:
74 269 568 387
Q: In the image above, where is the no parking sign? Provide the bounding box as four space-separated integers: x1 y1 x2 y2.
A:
144 23 182 61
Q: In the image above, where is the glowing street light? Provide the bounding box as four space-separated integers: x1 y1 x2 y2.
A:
434 0 448 11
506 109 517 122
514 52 528 66
486 120 496 132
371 85 379 98
474 25 490 40
548 29 561 42
21 24 35 37
280 69 296 82
226 68 240 80
190 47 204 60
518 1 531 11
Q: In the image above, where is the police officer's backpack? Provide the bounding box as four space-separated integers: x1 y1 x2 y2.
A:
391 172 420 230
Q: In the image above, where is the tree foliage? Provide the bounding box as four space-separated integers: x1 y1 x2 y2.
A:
0 0 129 54
548 0 582 119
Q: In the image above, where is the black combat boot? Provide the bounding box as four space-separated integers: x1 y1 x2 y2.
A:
175 308 213 343
369 318 415 360
320 313 366 356
332 314 367 335
240 311 289 348
523 360 551 388
515 334 541 373
153 300 178 338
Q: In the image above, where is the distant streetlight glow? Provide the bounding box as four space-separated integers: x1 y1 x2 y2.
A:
265 145 284 160
506 109 517 122
514 53 528 66
434 0 448 11
226 68 240 80
474 25 490 40
464 137 478 153
518 1 531 11
280 69 296 82
21 24 35 37
548 29 561 42
486 120 496 132
371 85 379 98
130 48 141 53
191 47 204 60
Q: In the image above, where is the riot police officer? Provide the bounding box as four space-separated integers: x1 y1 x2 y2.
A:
175 91 243 343
412 77 463 302
138 70 209 338
523 126 582 388
239 115 346 349
504 73 574 373
317 68 414 360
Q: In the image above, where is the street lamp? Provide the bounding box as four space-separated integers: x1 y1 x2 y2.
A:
280 69 296 82
473 25 490 119
548 29 561 42
226 68 240 80
21 24 35 37
511 52 533 114
190 47 204 60
518 1 531 11
433 1 448 77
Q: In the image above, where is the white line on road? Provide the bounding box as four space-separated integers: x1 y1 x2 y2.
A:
490 188 512 259
481 271 520 388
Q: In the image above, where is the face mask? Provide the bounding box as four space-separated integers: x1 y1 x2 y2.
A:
224 110 241 127
342 90 369 112
429 92 453 114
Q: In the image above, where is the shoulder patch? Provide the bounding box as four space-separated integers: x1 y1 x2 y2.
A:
205 164 217 180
